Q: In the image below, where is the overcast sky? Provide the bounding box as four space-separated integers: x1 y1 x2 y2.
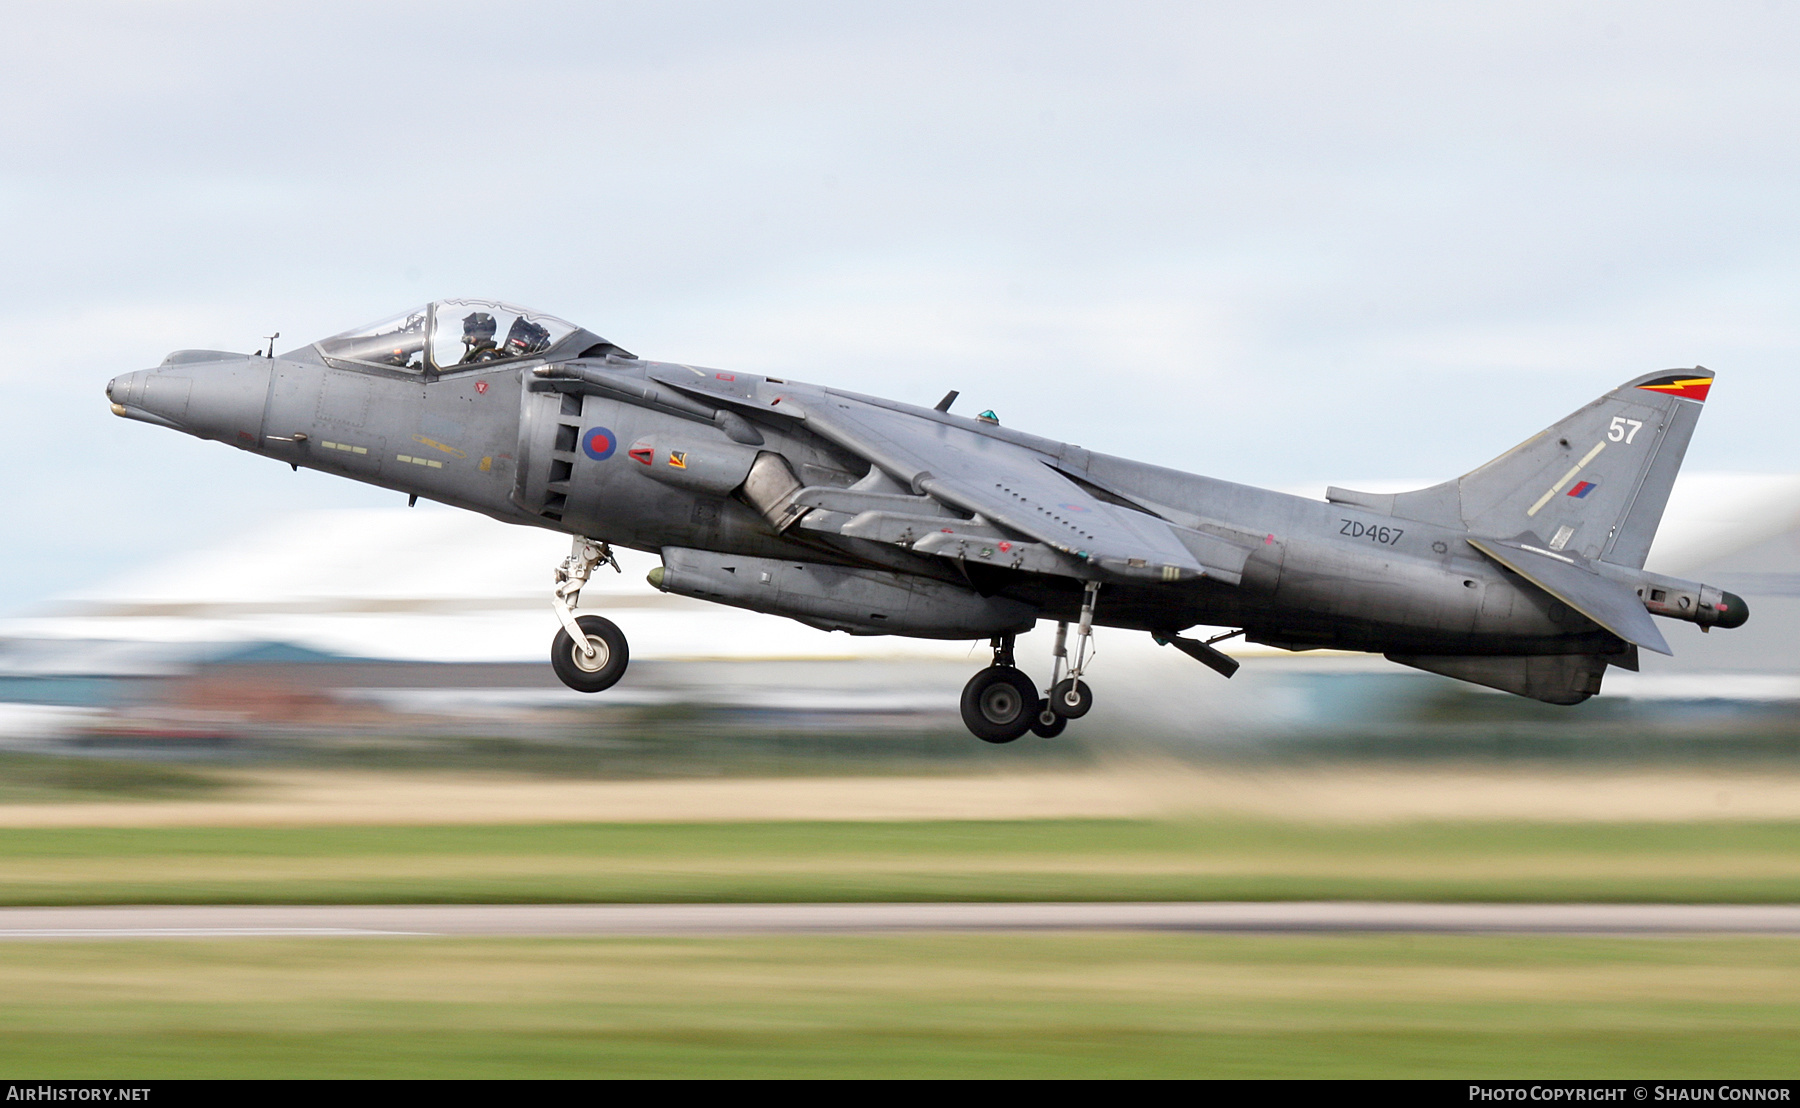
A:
5 1 1799 614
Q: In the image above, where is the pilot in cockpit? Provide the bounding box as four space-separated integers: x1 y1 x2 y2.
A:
459 312 501 364
504 317 552 359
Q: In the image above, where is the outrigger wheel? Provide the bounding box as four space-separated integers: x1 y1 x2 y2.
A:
960 665 1042 744
1048 678 1093 719
551 613 630 693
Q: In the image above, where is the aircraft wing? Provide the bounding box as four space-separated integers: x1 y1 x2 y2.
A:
1466 536 1672 655
790 394 1219 582
648 368 1231 583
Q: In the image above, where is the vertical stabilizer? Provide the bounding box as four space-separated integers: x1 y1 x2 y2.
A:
1386 369 1712 568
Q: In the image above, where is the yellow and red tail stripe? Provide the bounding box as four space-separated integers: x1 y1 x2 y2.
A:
1636 374 1711 401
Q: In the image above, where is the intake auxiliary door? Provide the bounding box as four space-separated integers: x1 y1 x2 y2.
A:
513 384 588 523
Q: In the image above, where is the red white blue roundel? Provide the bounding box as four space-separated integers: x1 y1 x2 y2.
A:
582 427 617 461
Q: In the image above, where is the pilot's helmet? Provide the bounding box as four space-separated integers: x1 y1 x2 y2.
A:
505 317 551 355
462 312 497 341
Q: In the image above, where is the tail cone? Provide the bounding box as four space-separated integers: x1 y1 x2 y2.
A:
1716 591 1750 629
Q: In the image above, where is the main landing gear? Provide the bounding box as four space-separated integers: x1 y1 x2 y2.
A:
959 583 1100 744
550 537 630 693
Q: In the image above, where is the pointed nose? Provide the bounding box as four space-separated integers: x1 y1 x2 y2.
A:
107 369 188 429
105 371 144 410
107 358 271 445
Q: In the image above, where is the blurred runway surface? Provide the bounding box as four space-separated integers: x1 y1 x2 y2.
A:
2 902 1799 938
4 766 1800 826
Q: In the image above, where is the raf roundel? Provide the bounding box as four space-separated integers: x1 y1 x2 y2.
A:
581 426 617 461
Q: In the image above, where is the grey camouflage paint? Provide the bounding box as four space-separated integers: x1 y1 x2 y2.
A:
105 309 1745 706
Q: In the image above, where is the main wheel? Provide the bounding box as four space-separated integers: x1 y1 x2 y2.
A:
961 666 1039 743
551 614 630 693
1030 707 1067 738
1049 678 1093 719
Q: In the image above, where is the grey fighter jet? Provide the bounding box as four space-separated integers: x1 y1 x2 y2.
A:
107 300 1748 741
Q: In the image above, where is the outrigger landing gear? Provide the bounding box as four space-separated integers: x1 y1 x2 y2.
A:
549 537 630 693
1047 581 1100 719
960 634 1042 744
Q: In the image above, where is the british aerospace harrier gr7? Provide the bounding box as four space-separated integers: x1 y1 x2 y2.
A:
107 300 1747 741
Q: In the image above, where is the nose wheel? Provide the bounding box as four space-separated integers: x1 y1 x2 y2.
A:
549 537 629 693
552 614 630 692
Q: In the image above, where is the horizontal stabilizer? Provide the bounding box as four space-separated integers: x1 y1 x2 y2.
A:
1466 537 1671 655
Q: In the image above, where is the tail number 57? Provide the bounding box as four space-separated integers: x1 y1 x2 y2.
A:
1608 417 1643 444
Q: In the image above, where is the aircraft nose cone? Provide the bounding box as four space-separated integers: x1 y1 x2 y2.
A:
108 359 271 445
106 370 146 411
1716 590 1750 629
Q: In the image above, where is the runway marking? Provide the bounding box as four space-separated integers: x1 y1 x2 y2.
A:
0 928 425 939
0 904 1796 939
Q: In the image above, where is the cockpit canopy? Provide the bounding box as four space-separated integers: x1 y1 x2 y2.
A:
311 300 583 373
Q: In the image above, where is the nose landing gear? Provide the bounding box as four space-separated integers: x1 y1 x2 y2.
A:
549 537 629 693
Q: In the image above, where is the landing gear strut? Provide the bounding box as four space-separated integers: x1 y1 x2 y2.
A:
550 537 629 693
1048 582 1099 719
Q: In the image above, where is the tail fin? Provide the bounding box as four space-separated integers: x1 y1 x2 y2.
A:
1334 368 1712 568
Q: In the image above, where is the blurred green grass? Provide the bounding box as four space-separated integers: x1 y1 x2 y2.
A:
0 754 226 803
0 934 1794 1077
0 819 1795 904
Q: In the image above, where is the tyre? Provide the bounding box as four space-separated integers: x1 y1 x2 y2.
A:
551 614 630 693
1030 707 1067 738
1049 678 1093 719
960 666 1039 743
